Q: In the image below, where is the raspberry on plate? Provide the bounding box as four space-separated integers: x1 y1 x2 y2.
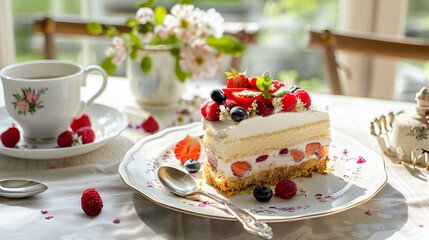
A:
255 98 274 117
275 179 297 199
57 130 75 147
71 113 92 132
76 127 96 144
205 101 221 121
81 188 103 216
1 125 20 148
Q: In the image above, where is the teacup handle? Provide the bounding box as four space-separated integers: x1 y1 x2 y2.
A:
76 65 108 118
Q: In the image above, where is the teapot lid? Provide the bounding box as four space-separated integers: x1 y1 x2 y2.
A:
415 87 429 116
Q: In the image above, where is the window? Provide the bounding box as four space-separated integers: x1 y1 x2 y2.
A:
9 0 340 93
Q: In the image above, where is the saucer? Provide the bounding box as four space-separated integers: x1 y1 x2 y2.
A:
0 104 128 160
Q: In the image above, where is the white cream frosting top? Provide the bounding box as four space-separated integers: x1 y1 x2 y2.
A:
202 105 329 140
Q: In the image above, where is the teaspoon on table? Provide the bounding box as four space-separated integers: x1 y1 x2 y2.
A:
157 166 273 239
0 179 48 198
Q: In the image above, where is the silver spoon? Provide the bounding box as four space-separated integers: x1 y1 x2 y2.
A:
157 166 273 239
0 179 48 198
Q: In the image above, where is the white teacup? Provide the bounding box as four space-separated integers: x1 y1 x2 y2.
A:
0 60 108 143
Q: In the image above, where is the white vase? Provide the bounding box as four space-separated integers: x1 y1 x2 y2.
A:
127 45 185 109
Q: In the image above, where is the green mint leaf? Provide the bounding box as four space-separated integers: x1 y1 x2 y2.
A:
87 21 103 35
101 57 117 75
155 6 167 25
138 0 154 8
140 56 152 73
256 71 273 98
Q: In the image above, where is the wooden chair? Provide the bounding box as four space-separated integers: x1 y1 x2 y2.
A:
33 16 259 70
308 29 429 96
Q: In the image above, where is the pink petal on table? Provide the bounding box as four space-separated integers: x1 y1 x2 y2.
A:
357 156 366 164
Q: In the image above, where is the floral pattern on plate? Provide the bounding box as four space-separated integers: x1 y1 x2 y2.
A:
119 123 387 222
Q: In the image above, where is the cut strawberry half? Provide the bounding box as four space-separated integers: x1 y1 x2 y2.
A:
207 152 218 169
269 80 285 94
173 135 201 164
225 69 250 88
222 88 264 110
290 149 304 162
231 161 251 177
305 142 321 156
316 145 329 159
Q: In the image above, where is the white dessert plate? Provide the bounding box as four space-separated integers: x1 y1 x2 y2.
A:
0 104 128 160
119 122 387 222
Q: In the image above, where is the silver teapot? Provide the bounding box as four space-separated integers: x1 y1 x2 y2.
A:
371 87 429 168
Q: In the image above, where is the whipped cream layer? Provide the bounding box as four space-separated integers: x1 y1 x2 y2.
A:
205 139 330 179
202 105 329 141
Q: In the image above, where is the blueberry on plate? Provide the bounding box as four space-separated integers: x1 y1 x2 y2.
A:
184 159 201 173
210 89 226 103
253 185 273 202
230 106 248 122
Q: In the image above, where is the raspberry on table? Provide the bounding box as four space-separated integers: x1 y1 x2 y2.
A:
141 116 159 133
81 188 103 216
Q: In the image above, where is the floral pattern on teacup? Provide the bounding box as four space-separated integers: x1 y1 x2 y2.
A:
12 87 48 115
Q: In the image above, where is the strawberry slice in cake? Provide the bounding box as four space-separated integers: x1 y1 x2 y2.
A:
200 69 331 196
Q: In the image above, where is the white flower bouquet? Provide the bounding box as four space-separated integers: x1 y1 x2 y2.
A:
88 1 245 81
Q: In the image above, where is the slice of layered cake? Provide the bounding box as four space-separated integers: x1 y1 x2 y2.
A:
201 69 331 196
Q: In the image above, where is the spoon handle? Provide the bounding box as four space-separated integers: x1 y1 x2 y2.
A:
200 191 273 239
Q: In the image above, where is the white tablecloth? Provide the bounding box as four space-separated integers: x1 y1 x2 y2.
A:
1 77 429 240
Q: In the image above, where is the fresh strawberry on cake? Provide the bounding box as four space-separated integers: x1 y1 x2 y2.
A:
200 69 331 196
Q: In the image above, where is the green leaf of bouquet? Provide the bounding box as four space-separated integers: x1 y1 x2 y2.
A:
180 0 193 4
101 57 117 76
206 35 246 56
87 21 103 35
138 22 154 34
125 18 139 27
155 6 167 25
175 64 189 82
106 26 119 36
173 54 191 82
138 0 155 8
130 30 142 48
140 56 152 73
130 46 139 60
170 48 180 57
